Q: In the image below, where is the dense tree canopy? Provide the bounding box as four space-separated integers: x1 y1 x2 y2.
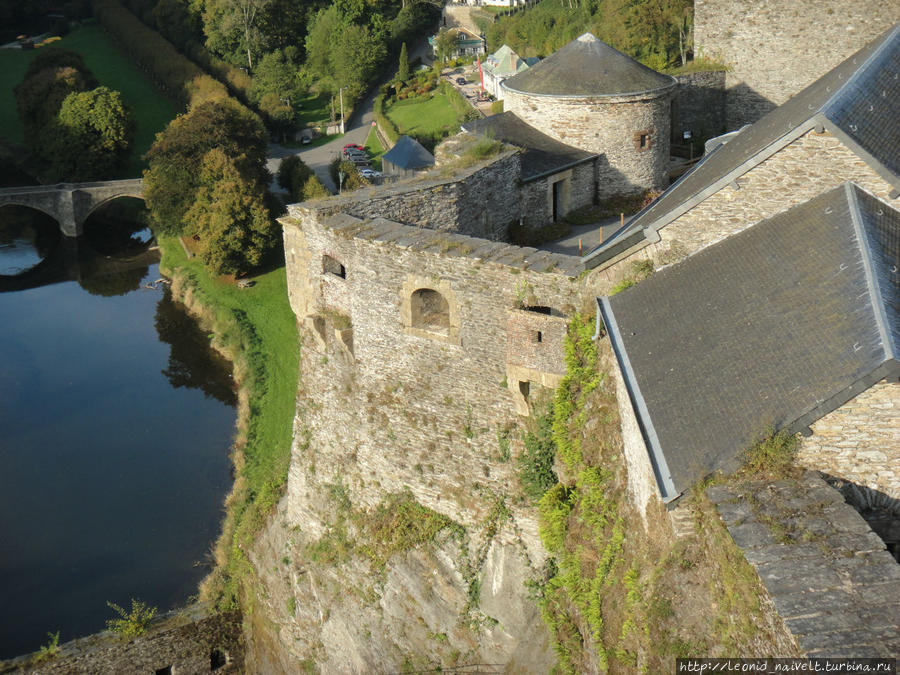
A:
143 98 269 232
47 87 135 181
183 148 276 275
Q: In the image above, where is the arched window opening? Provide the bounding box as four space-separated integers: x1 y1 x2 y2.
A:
411 288 450 333
322 254 346 279
210 648 229 670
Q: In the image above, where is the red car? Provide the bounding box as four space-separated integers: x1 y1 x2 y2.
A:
343 143 364 151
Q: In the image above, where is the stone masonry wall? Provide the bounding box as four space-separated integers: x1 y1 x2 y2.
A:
281 207 585 542
694 0 900 129
503 88 673 195
798 380 900 511
519 161 596 228
302 150 522 241
708 473 900 657
2 606 243 675
585 130 898 294
671 71 726 143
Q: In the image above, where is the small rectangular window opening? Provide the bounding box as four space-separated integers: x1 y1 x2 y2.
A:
518 380 530 401
639 134 648 148
532 330 543 343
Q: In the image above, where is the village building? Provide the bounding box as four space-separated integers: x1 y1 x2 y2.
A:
480 44 537 100
429 26 486 60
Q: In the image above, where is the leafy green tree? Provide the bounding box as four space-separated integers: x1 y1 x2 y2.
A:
46 86 135 181
143 98 268 233
433 29 457 65
202 0 273 69
184 148 276 275
332 24 385 100
397 42 410 83
252 48 304 105
15 65 96 148
152 0 203 49
259 93 295 141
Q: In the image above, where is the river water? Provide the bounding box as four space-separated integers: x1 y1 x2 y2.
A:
0 205 237 659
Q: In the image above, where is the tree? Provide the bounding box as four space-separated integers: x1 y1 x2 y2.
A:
143 98 269 233
202 0 273 69
183 148 277 276
252 48 304 105
397 42 410 83
433 29 457 65
46 86 135 181
15 65 96 148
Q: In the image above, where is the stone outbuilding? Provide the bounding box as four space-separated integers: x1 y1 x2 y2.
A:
501 33 676 198
462 112 598 226
381 135 436 180
480 44 537 100
585 23 900 275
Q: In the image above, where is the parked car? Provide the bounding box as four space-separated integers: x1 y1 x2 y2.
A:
343 143 364 151
343 148 368 160
359 168 382 180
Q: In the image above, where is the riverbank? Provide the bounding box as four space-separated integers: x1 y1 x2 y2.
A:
157 237 299 614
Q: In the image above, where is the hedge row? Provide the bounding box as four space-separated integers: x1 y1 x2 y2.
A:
91 0 233 110
438 80 480 122
373 93 400 144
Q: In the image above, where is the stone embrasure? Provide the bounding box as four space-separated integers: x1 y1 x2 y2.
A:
709 471 900 658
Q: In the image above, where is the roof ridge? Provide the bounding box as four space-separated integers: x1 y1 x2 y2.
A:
844 182 898 362
822 23 900 115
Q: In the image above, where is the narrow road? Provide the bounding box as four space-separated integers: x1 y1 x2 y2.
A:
267 39 433 196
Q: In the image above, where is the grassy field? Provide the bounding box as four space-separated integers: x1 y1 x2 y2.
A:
158 237 299 608
364 126 385 171
384 94 460 142
295 92 334 128
0 23 180 177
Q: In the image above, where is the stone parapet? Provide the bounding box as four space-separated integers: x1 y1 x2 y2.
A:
709 472 900 658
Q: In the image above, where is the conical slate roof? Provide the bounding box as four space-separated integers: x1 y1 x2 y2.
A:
502 33 675 97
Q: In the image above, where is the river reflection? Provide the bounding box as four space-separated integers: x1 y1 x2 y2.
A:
0 207 236 659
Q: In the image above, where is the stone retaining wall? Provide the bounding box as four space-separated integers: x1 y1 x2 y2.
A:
1 606 243 675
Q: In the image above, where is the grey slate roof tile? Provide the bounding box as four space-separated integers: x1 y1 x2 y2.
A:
502 32 675 98
600 183 900 501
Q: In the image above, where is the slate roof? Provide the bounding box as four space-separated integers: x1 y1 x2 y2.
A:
599 183 900 502
501 32 675 98
585 23 900 270
382 135 435 171
486 45 530 77
462 112 597 181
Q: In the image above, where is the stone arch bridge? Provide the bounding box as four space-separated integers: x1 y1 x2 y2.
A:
0 179 144 237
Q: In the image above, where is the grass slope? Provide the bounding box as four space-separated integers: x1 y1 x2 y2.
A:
0 23 179 176
384 94 459 142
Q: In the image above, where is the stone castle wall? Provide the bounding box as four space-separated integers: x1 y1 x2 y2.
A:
671 71 726 143
502 88 674 196
306 150 523 241
798 380 900 511
694 0 900 128
281 206 585 537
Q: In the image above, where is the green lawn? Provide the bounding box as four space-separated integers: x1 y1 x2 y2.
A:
295 92 334 128
384 93 460 142
0 23 179 177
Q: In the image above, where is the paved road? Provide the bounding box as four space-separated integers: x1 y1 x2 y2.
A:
267 40 432 196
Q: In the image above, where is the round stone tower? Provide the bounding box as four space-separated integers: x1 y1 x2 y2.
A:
501 33 676 197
